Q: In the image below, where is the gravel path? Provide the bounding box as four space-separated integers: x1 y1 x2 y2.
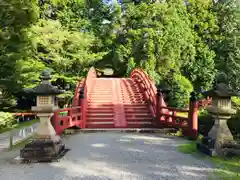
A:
0 132 214 180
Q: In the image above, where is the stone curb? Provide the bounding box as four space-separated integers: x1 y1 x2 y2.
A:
69 128 178 134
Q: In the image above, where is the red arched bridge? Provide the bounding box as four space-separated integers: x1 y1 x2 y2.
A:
52 67 209 139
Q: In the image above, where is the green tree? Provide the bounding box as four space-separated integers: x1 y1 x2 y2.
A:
0 0 39 108
213 0 240 90
27 19 105 82
183 0 217 91
113 2 196 81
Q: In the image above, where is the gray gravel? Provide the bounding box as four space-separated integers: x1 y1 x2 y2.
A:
0 132 215 180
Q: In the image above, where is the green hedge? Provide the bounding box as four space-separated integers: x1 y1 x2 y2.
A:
198 109 240 139
166 74 193 108
0 112 14 131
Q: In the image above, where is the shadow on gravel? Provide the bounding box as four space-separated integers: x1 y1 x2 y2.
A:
0 133 214 180
47 133 214 180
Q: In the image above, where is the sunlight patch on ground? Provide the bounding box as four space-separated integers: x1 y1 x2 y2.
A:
177 165 213 177
122 134 170 141
179 166 212 172
51 159 140 179
89 152 109 158
117 138 132 142
126 148 145 153
91 143 106 148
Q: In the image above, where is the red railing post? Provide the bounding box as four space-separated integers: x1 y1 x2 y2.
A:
53 112 60 135
188 92 198 140
156 89 162 121
68 108 73 126
79 88 85 128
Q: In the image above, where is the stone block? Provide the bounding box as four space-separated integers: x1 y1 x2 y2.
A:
20 139 68 163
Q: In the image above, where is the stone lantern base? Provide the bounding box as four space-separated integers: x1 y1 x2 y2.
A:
20 138 67 163
197 137 240 157
196 111 240 157
19 109 68 163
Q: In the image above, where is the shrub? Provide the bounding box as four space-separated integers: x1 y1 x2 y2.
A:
0 112 14 130
167 74 193 108
232 96 240 109
228 111 240 139
198 109 214 136
198 109 240 139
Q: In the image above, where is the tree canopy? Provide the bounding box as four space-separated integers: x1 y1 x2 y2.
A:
0 0 239 108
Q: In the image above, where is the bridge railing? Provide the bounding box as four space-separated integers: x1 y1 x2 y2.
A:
130 68 170 117
156 91 198 139
72 78 85 106
52 67 97 134
82 67 97 128
130 68 198 139
53 106 82 134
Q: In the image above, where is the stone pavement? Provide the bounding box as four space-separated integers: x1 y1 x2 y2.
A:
0 132 215 180
0 123 38 151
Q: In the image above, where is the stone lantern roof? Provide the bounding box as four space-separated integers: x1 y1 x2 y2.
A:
24 69 64 95
202 83 240 98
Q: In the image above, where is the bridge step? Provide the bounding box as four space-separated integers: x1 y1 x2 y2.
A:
80 128 167 133
85 78 154 129
86 79 115 128
120 78 154 128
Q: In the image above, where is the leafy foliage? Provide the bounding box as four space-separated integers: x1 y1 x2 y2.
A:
166 73 193 108
0 0 39 93
28 19 104 73
0 112 14 130
0 0 239 109
212 0 240 90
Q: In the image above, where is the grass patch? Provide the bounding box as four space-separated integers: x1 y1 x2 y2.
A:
0 119 39 134
176 112 188 117
177 141 196 154
177 141 240 179
210 157 240 179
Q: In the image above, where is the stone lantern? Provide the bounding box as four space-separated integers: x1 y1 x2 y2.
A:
20 69 67 162
197 83 240 156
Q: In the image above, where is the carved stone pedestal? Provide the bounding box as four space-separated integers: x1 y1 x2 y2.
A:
196 104 239 157
20 138 67 163
197 137 219 156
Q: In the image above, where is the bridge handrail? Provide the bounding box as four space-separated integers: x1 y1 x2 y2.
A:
82 67 97 128
72 78 85 106
53 67 97 134
130 68 168 116
130 68 199 139
53 106 82 134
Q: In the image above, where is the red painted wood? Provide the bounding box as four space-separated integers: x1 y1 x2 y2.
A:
52 67 201 140
120 78 155 128
113 79 127 128
130 69 170 118
72 78 85 106
187 100 198 139
12 112 37 116
86 78 115 128
53 67 97 133
129 68 200 139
